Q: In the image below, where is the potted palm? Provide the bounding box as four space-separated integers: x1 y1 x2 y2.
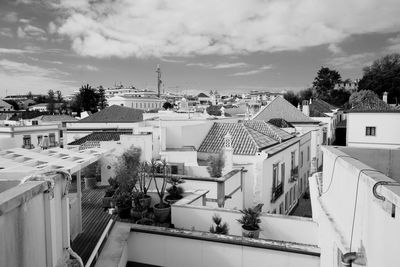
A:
153 159 171 223
237 203 263 238
114 191 132 219
131 191 148 221
165 176 185 204
209 214 229 235
137 161 153 209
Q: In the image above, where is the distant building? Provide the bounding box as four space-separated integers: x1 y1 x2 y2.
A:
107 95 164 110
0 99 14 111
197 92 211 105
346 94 400 149
334 79 359 92
28 103 63 112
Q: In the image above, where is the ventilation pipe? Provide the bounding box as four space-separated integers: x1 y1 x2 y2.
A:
302 100 310 116
383 91 388 103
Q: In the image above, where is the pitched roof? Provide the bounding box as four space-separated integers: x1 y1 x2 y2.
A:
252 96 318 124
77 105 143 123
225 105 248 116
348 97 400 113
197 93 209 98
0 99 12 109
309 99 337 117
68 131 132 146
267 118 294 128
33 115 77 122
198 120 294 155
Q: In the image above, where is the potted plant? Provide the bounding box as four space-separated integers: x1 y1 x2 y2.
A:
206 152 225 178
137 161 153 209
152 159 171 223
165 176 185 204
102 177 118 208
209 214 229 235
82 162 100 189
237 203 263 238
131 191 148 221
114 191 132 219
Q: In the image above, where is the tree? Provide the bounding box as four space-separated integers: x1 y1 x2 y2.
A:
312 67 342 100
98 85 107 110
77 84 100 113
47 89 55 114
206 105 222 116
162 102 173 110
358 53 400 104
27 91 33 100
283 91 300 107
298 88 314 102
349 90 380 107
330 88 351 107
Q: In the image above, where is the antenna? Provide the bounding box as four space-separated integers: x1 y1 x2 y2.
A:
156 64 161 97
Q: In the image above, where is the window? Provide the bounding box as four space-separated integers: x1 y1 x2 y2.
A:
285 192 289 212
281 163 285 184
279 202 284 214
32 120 38 125
272 209 276 214
171 165 178 174
307 146 310 161
291 151 296 169
271 163 283 202
37 135 43 145
301 151 304 167
366 126 376 136
23 135 31 147
49 133 56 147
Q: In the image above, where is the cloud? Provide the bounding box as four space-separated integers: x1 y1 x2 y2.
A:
328 43 343 54
160 58 185 63
19 18 31 24
187 62 248 69
2 12 18 23
17 24 47 40
386 35 400 53
0 47 33 54
230 65 273 76
326 53 375 70
52 0 400 58
0 59 75 95
77 64 98 71
0 28 14 38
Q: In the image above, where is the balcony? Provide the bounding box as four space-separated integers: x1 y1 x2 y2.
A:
290 166 299 182
271 182 283 202
22 144 35 149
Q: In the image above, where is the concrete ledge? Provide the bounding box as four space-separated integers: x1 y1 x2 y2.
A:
130 224 320 257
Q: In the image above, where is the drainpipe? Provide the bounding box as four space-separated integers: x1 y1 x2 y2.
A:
341 252 357 267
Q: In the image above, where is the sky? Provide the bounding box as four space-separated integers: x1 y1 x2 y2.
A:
0 0 400 97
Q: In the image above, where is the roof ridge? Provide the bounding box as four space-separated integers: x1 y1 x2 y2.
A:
241 123 262 150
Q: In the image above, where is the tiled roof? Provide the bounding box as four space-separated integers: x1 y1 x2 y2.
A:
33 115 77 122
78 105 143 123
198 120 294 155
267 118 294 128
68 131 132 146
348 97 400 113
0 99 12 109
197 93 209 98
253 97 318 124
309 99 337 117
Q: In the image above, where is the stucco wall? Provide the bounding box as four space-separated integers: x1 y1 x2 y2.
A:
347 112 400 148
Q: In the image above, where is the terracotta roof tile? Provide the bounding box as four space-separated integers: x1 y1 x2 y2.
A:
68 131 132 146
78 105 143 123
348 97 400 113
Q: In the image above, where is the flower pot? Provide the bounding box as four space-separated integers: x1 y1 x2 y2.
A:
102 196 115 208
136 218 155 226
131 208 147 221
117 206 131 219
139 195 152 209
153 203 171 223
241 226 260 238
84 177 97 189
164 195 183 205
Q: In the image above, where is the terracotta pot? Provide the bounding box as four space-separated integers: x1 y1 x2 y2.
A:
164 195 183 205
131 208 147 221
139 195 152 209
136 218 155 226
117 206 131 219
84 177 97 189
241 226 260 238
153 203 171 223
102 196 115 208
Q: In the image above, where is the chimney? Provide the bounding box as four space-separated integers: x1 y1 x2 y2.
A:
302 100 310 117
223 132 233 174
383 91 388 103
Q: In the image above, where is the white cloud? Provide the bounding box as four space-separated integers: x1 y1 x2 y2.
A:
0 59 75 96
230 65 273 76
17 24 47 40
0 28 14 38
0 47 32 54
386 35 400 53
77 64 98 71
328 43 343 54
2 12 18 23
19 18 31 24
326 53 375 69
52 0 400 58
187 62 248 69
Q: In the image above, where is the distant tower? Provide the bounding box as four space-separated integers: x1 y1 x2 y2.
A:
156 64 162 97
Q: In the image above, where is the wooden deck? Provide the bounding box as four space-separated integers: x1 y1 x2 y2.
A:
71 186 114 265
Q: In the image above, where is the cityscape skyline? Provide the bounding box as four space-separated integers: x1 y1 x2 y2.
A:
0 0 400 97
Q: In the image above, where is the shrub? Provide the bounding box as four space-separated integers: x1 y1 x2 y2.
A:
237 204 263 231
209 214 229 235
206 153 225 178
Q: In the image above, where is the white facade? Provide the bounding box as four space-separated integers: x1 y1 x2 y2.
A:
0 125 61 149
310 146 400 267
346 112 400 149
108 96 164 110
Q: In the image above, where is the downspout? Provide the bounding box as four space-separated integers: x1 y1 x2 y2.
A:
341 252 357 267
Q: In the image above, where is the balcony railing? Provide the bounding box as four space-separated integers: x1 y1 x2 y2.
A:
22 144 35 149
289 166 299 182
271 183 283 203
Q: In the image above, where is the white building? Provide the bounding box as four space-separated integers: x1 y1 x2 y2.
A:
107 95 164 110
0 99 14 111
346 97 400 149
310 146 400 267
